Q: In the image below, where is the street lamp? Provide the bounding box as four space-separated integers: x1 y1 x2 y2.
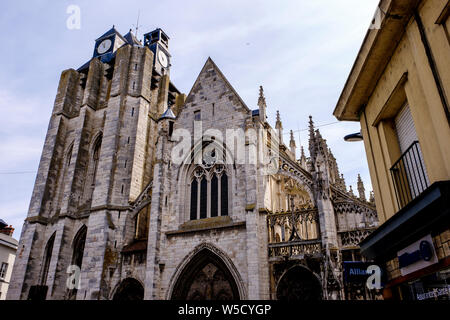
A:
344 131 363 142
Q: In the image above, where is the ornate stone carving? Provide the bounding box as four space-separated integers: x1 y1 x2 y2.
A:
339 230 372 247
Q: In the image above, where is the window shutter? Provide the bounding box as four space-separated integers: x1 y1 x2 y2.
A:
393 104 429 204
395 104 417 154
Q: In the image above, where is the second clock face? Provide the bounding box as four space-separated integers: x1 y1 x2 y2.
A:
97 39 112 54
158 51 168 68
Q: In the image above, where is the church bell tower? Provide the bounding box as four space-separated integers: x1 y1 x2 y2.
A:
143 28 171 75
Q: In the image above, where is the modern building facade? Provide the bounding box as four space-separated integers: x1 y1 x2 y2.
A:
0 220 18 300
8 26 378 300
335 0 450 301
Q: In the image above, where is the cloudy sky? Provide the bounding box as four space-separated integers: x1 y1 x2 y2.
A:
0 0 379 238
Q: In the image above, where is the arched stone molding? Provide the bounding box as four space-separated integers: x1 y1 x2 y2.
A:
166 242 247 300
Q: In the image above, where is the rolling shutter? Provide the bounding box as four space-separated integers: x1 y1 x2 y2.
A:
395 104 417 154
393 104 429 204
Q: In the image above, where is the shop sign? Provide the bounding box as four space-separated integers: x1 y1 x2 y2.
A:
397 234 438 276
343 261 384 289
416 286 450 300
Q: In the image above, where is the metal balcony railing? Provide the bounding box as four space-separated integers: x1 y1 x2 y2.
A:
390 141 429 209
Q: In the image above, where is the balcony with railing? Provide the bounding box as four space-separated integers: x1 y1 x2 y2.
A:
390 141 429 209
267 207 322 259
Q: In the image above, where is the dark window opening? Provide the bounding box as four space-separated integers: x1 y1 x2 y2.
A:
211 175 218 217
221 174 228 216
169 121 174 137
190 180 198 220
41 233 55 286
67 226 87 300
200 177 207 219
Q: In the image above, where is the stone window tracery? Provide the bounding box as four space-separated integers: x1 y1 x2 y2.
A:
189 164 229 220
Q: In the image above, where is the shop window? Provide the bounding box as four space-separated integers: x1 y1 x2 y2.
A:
396 267 450 301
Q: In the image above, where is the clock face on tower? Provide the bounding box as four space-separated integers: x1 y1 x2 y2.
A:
97 39 112 55
158 50 168 68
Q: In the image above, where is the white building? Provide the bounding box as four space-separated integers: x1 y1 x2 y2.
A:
0 220 18 300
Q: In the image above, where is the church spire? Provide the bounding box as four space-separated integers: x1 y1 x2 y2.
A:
357 174 366 201
258 86 267 122
289 130 296 159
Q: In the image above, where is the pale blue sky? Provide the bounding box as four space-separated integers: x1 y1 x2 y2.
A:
0 0 379 238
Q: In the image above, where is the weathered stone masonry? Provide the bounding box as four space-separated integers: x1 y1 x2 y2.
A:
8 27 379 301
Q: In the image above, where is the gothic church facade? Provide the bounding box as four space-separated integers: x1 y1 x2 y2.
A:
8 27 378 300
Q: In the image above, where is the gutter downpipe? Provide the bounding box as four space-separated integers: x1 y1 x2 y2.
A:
413 8 450 126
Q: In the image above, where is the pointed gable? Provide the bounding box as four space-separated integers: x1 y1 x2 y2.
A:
183 58 250 114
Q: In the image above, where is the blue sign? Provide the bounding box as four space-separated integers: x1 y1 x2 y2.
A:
343 262 373 284
398 240 433 269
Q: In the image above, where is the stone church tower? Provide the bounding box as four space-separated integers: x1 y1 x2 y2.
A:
8 27 378 300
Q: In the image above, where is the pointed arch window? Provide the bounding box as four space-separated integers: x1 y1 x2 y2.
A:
41 233 55 286
72 226 87 269
92 137 102 186
189 165 229 220
67 226 87 300
82 134 102 204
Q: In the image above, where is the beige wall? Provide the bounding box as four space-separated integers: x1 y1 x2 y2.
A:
360 0 450 223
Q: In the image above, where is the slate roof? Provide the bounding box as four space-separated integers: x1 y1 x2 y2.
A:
159 106 176 120
95 26 126 42
124 30 142 46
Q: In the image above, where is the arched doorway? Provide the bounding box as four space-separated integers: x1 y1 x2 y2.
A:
113 278 144 300
276 266 322 301
171 249 240 300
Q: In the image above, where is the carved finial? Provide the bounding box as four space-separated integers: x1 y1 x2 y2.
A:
349 185 354 197
289 130 296 158
357 174 366 201
258 86 267 121
369 191 375 204
275 110 282 129
341 173 347 191
308 116 316 161
299 146 307 169
258 86 266 106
